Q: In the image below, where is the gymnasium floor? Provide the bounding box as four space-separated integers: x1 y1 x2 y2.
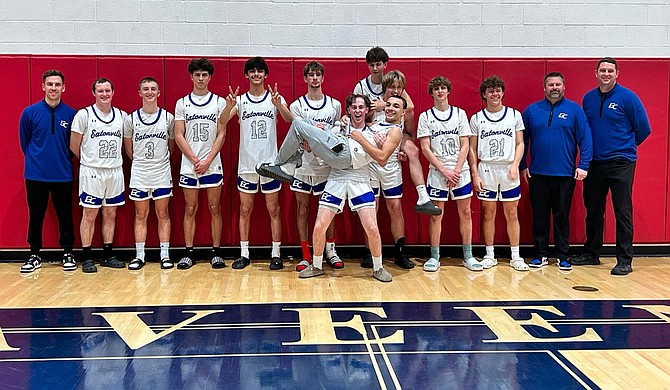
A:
1 255 669 389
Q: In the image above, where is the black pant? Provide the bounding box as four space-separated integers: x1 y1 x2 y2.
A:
25 179 75 252
529 174 575 259
582 159 636 262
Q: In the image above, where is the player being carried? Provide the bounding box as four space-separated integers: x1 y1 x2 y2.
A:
256 94 408 282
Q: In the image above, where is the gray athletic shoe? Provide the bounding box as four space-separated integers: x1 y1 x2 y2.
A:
373 267 392 282
255 163 294 183
298 264 324 279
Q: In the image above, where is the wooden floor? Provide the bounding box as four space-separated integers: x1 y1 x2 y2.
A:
2 256 670 389
2 256 670 307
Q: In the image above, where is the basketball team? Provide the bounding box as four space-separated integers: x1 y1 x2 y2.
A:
19 47 651 281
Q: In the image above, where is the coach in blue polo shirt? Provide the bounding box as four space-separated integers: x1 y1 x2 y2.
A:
521 72 592 271
570 57 651 275
19 69 77 273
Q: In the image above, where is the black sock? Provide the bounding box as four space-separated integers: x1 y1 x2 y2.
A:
395 237 406 258
212 247 221 257
103 243 113 259
82 246 92 261
186 247 194 258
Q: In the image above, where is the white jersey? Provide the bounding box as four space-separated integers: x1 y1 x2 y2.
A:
237 91 285 174
368 122 401 164
175 92 225 175
353 76 383 102
123 108 175 188
470 106 524 163
417 106 473 170
72 105 127 169
290 95 341 176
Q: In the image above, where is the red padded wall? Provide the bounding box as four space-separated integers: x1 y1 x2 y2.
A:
1 57 31 248
2 55 669 253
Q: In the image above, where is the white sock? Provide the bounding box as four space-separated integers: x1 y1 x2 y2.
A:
416 185 430 205
271 241 281 258
159 242 169 259
372 255 383 271
486 245 495 258
135 242 145 261
326 242 335 256
313 254 323 269
511 246 520 260
241 241 249 258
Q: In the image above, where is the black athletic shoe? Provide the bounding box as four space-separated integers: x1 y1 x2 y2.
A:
611 263 633 275
414 201 442 215
269 257 284 270
361 253 373 268
395 255 415 269
232 256 251 269
568 253 601 266
255 163 293 183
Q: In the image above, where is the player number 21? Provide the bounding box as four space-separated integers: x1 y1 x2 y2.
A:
488 139 505 158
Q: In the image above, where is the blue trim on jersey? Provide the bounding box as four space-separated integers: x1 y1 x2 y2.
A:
351 191 375 206
319 191 343 207
188 93 214 107
477 189 498 200
245 91 269 104
364 77 383 98
481 107 508 123
290 178 309 192
261 179 281 192
129 188 149 200
200 173 223 185
91 105 116 124
153 187 172 198
237 176 258 191
79 192 103 206
180 175 198 187
312 181 327 193
453 182 473 197
427 186 449 200
302 95 327 110
501 185 521 199
136 108 162 126
383 184 403 197
106 192 125 205
430 106 453 122
372 187 380 196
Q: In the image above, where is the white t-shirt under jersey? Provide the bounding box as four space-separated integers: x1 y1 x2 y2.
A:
417 106 472 170
174 92 225 176
237 91 285 175
72 105 127 169
469 106 524 163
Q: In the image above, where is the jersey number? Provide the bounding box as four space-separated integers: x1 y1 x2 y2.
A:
250 120 268 140
144 141 155 159
440 138 458 156
488 139 505 158
192 123 210 142
98 140 118 159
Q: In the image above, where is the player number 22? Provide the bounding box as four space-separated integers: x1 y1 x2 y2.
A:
98 140 118 159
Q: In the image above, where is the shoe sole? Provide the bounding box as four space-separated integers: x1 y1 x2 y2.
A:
414 206 442 216
256 165 293 183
